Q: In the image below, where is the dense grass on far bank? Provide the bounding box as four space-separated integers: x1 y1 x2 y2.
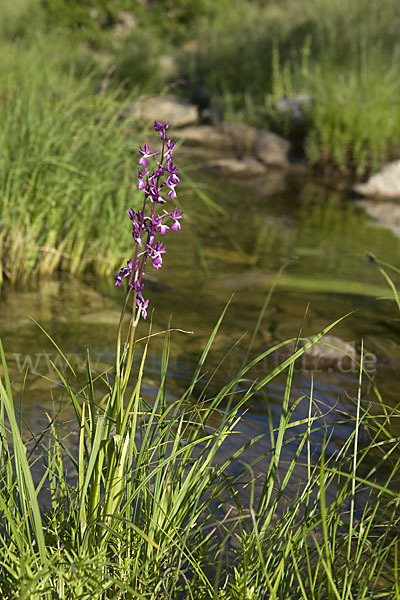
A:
178 0 400 176
0 36 146 286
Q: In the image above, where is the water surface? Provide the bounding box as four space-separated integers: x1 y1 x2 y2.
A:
1 172 400 493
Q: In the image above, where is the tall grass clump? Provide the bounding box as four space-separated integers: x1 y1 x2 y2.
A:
0 124 399 598
0 34 148 287
267 10 400 176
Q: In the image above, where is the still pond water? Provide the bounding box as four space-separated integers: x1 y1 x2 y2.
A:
1 169 400 501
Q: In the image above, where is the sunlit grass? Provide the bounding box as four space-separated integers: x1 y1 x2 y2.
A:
296 52 400 175
0 301 399 598
0 36 146 287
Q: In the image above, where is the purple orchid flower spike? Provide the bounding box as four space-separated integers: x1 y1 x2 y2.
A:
138 167 148 190
166 173 180 200
114 121 182 319
152 214 169 235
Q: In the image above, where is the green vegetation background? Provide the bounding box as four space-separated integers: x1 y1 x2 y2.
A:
0 3 400 597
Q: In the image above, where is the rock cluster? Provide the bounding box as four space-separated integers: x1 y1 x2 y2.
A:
126 94 307 177
127 94 400 241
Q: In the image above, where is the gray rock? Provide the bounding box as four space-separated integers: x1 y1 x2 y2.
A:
275 94 313 142
112 11 137 37
247 169 291 196
178 125 230 152
255 129 292 167
278 335 359 371
79 310 121 326
203 156 266 176
227 122 259 156
353 160 400 199
302 335 358 364
276 93 313 121
178 123 258 156
126 95 198 128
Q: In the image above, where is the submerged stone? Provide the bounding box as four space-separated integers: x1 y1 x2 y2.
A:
275 334 359 372
203 156 266 176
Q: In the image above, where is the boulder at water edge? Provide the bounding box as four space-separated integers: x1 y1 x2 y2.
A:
353 160 400 199
255 129 292 167
125 94 198 128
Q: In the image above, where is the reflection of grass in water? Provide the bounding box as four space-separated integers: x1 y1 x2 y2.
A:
195 180 400 295
296 186 400 266
0 301 399 597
